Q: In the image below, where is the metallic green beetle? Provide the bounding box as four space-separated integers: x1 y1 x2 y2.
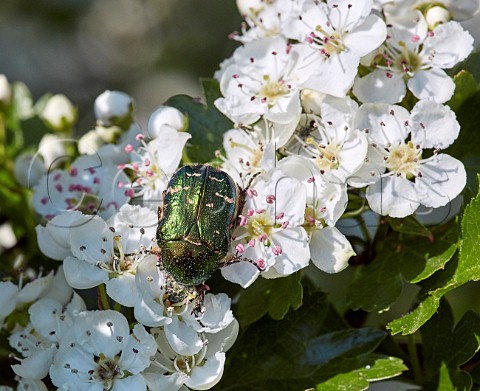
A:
156 164 244 304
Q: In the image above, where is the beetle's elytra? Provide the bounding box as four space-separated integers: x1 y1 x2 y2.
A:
156 164 243 288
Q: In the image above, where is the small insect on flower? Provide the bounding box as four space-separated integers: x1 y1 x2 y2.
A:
155 164 260 314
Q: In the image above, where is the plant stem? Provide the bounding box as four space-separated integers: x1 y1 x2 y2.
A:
98 284 110 310
407 334 422 385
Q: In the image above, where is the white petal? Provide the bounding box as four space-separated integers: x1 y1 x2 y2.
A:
304 51 359 97
347 144 386 188
185 352 225 390
0 281 18 320
267 227 310 276
410 99 460 149
118 323 157 374
111 375 147 391
70 215 112 263
422 21 474 69
164 317 203 356
204 319 239 356
144 372 187 391
16 379 48 391
11 347 56 380
17 272 54 303
416 154 466 208
354 103 410 146
345 14 387 57
63 256 109 289
353 71 406 104
408 69 455 103
134 297 169 327
74 310 129 358
367 176 420 217
106 274 139 307
108 204 157 253
221 261 259 288
196 293 234 333
310 227 355 273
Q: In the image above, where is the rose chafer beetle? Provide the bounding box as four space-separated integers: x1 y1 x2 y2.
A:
156 164 257 311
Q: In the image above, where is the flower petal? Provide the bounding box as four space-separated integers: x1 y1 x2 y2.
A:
408 68 455 103
353 71 406 104
310 227 355 273
416 154 466 208
185 352 225 390
366 176 420 217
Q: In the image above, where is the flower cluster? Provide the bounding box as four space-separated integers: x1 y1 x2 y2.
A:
1 0 476 389
216 0 471 285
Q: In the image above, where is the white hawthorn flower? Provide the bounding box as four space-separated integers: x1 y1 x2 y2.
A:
215 37 317 130
353 20 474 104
94 90 134 127
352 100 466 217
277 156 354 273
284 96 368 183
49 310 156 390
32 154 130 220
232 0 302 43
220 120 286 182
61 205 157 306
40 94 77 132
123 127 191 210
144 320 239 391
9 293 86 380
284 0 387 97
0 267 72 329
222 167 310 287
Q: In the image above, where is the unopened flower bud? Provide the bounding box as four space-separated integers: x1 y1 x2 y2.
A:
78 129 105 155
426 6 450 29
41 94 77 132
147 106 187 138
301 88 326 114
0 74 12 106
38 134 68 169
94 90 133 128
14 153 46 187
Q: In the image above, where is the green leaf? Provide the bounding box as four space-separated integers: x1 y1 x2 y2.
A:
447 70 479 112
386 187 480 336
398 225 458 284
315 356 408 391
387 294 441 336
387 215 432 239
421 300 480 390
236 272 303 327
219 293 388 390
347 251 403 313
165 78 233 163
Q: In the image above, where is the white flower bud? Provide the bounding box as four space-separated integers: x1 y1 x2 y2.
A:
0 74 12 105
426 6 451 29
236 0 264 16
147 106 187 139
14 153 46 188
38 134 68 169
41 94 77 132
94 90 133 127
300 88 326 114
78 129 105 155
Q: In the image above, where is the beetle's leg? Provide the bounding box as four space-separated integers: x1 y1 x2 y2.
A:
191 284 206 319
157 189 167 222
